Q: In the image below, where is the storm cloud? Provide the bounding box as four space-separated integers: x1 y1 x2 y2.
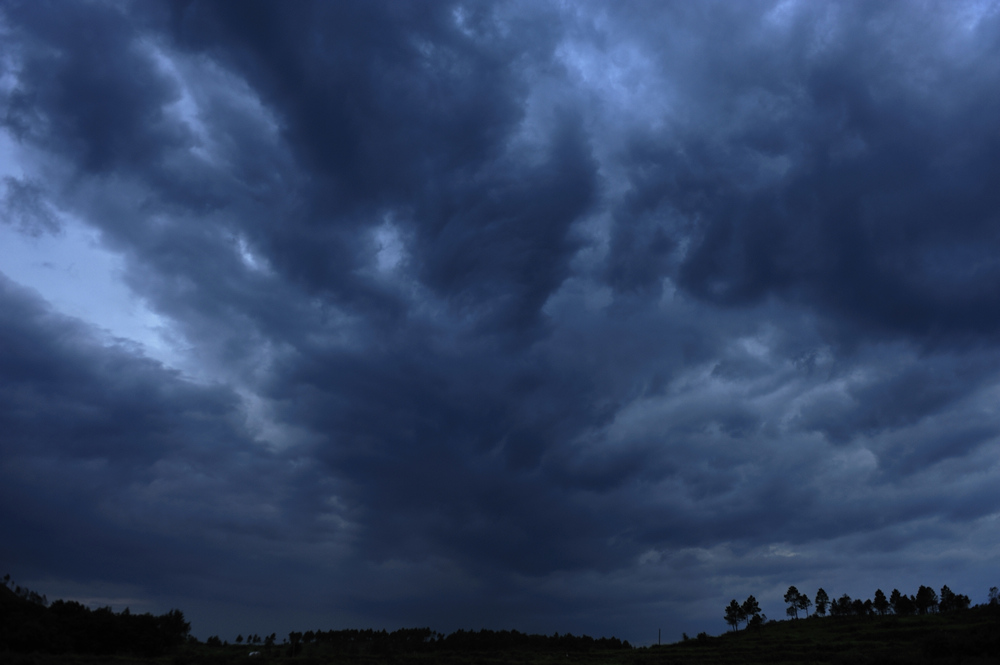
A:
2 0 1000 642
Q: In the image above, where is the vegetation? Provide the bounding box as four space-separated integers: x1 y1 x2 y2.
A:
707 583 994 664
2 573 998 664
0 574 189 659
656 603 1000 665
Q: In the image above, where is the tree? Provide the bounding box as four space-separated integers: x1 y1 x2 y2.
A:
915 586 938 614
158 609 191 647
873 589 889 615
890 592 917 617
938 586 970 612
796 592 812 617
742 595 761 629
989 587 999 606
725 599 744 632
288 631 303 657
939 585 956 612
815 588 829 616
784 586 802 619
830 594 853 617
889 589 902 614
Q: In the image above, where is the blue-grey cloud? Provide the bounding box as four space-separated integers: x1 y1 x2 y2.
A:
2 0 999 645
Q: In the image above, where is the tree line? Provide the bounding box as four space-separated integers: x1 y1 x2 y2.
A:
1 574 190 657
725 583 986 631
208 627 633 656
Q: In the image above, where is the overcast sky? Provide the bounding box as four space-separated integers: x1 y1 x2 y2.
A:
2 0 1000 644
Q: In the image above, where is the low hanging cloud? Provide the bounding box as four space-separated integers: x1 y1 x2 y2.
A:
2 0 1000 643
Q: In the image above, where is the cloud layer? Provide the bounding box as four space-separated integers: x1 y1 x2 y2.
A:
2 0 1000 642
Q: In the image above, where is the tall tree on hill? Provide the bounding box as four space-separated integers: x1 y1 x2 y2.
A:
830 594 853 617
895 593 917 616
889 589 902 614
814 588 829 616
938 586 970 612
796 591 812 617
873 589 889 616
915 586 938 614
784 586 802 619
741 596 761 629
288 632 303 657
939 585 956 612
725 599 744 632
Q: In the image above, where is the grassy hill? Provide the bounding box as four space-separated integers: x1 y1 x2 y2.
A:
645 608 1000 665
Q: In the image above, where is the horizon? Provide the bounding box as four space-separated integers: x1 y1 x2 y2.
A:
4 573 991 645
2 0 1000 646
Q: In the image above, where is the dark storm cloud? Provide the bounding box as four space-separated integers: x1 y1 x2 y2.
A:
603 0 1000 340
0 274 367 625
2 0 1000 643
2 0 184 174
0 275 252 574
164 0 593 333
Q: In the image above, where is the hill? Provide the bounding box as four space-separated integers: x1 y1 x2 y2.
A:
647 608 1000 665
1 577 190 661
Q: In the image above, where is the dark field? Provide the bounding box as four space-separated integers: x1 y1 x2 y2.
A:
4 606 999 665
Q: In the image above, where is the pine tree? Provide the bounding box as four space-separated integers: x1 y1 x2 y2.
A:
815 588 829 616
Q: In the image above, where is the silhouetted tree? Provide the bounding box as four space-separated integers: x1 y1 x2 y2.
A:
830 594 853 617
873 589 889 615
938 586 970 612
784 586 802 619
288 631 302 656
939 585 956 612
889 589 902 614
742 595 761 629
159 609 190 648
815 588 829 616
724 599 743 632
989 587 999 606
796 592 812 617
893 592 916 616
915 586 938 614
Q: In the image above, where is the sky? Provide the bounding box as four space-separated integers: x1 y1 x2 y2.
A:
2 0 1000 644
